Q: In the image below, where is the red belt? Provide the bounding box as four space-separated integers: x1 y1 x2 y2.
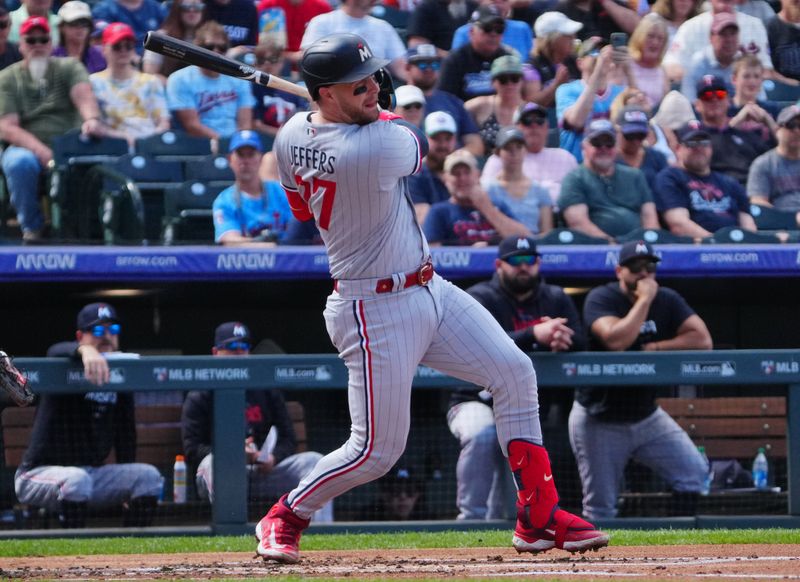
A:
375 261 434 293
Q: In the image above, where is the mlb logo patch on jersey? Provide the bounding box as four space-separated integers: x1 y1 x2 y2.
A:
306 127 317 137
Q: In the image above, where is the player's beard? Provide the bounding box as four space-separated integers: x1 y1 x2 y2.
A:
28 57 48 85
501 271 541 296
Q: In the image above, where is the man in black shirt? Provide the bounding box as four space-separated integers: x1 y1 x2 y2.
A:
570 241 712 519
447 235 586 520
14 303 163 528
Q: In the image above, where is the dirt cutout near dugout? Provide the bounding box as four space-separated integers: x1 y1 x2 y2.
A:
0 544 798 580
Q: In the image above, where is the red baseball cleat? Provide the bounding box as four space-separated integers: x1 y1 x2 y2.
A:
255 495 310 563
512 508 609 555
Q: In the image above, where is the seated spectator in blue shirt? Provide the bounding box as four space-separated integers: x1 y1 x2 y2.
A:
423 149 531 246
614 105 668 193
409 111 458 224
167 21 255 141
654 120 756 240
213 130 292 246
450 0 533 60
91 0 167 54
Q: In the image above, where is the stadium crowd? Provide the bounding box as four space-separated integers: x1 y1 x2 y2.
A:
0 0 796 244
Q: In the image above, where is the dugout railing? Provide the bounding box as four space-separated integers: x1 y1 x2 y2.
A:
1 350 799 537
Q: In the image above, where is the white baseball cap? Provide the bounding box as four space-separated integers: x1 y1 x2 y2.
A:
424 111 457 136
395 85 426 108
58 0 92 23
534 12 583 37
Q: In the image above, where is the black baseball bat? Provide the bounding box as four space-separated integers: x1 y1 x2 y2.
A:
143 31 311 101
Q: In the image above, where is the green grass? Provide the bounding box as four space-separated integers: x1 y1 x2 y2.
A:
0 529 798 557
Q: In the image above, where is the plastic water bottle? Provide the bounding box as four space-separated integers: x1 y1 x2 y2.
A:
173 454 187 504
752 447 769 490
698 446 712 495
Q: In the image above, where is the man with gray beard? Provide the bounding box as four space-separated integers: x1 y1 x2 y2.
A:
446 235 586 520
0 16 105 241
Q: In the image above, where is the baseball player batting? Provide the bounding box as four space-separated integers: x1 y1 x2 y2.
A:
255 33 609 563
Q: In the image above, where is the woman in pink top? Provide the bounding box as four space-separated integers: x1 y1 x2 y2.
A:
628 13 670 109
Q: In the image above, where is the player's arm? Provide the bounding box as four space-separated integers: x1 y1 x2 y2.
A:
643 314 712 352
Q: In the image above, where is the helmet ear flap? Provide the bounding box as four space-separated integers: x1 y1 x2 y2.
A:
375 68 395 110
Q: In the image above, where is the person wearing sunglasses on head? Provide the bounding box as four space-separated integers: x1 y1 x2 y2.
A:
181 322 333 521
13 302 164 529
142 0 207 79
692 73 773 186
90 22 170 147
91 0 168 55
0 15 106 242
0 6 22 71
166 21 255 142
571 240 713 521
654 120 756 241
558 119 658 242
447 235 586 520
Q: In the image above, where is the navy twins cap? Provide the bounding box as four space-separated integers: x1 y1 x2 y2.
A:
214 321 251 347
77 302 119 330
618 240 660 266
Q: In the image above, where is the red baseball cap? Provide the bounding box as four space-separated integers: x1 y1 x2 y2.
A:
102 22 135 45
19 16 50 36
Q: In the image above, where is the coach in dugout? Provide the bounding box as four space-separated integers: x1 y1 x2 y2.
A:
569 241 712 520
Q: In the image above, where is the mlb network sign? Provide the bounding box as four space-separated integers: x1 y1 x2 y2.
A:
760 359 800 375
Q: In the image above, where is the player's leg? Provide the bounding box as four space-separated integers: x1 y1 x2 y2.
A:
251 452 334 522
422 277 608 553
447 400 503 519
568 402 633 519
89 463 163 526
195 453 214 502
14 465 91 526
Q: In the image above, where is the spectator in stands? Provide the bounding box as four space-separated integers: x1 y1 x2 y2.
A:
654 120 756 239
251 39 308 138
300 0 407 81
481 102 579 208
142 0 206 79
9 0 60 45
166 22 255 141
0 6 22 71
423 148 531 245
747 105 800 217
559 119 658 240
680 12 740 101
451 0 533 59
554 0 641 40
409 111 459 223
406 0 476 56
448 235 586 520
53 2 106 74
203 0 258 49
182 321 333 521
766 0 800 83
728 54 780 141
466 54 526 151
393 84 427 129
91 0 167 55
649 0 702 48
570 240 713 520
256 0 332 68
694 74 773 185
524 11 582 109
663 0 773 84
14 302 164 528
438 5 512 101
404 43 483 156
614 105 668 192
610 87 677 163
555 41 628 162
628 13 669 108
0 16 106 241
213 130 292 246
372 461 426 520
90 23 169 145
485 126 553 234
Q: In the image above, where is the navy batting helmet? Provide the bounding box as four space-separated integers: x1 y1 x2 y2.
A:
301 33 390 100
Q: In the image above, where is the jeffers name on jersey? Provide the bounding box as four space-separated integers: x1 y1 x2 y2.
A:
289 145 336 174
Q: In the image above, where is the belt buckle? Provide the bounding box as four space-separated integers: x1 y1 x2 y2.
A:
417 262 433 286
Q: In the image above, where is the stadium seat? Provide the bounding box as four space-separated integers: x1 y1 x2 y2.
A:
162 181 226 245
750 203 798 231
134 130 213 162
702 226 782 244
763 80 800 103
615 227 694 244
536 228 609 245
184 154 235 185
370 5 410 43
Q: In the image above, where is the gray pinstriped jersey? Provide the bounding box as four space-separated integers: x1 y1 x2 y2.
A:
275 112 430 280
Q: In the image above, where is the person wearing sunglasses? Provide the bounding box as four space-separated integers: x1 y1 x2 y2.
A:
142 0 206 78
559 119 658 241
90 0 168 55
251 39 308 138
166 20 255 141
89 22 170 146
53 1 106 73
0 6 22 71
447 235 586 520
692 73 773 186
571 239 713 521
614 105 667 194
450 0 532 61
393 84 427 129
654 120 756 240
14 302 164 529
526 11 582 109
0 15 106 241
748 105 800 224
182 321 333 522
